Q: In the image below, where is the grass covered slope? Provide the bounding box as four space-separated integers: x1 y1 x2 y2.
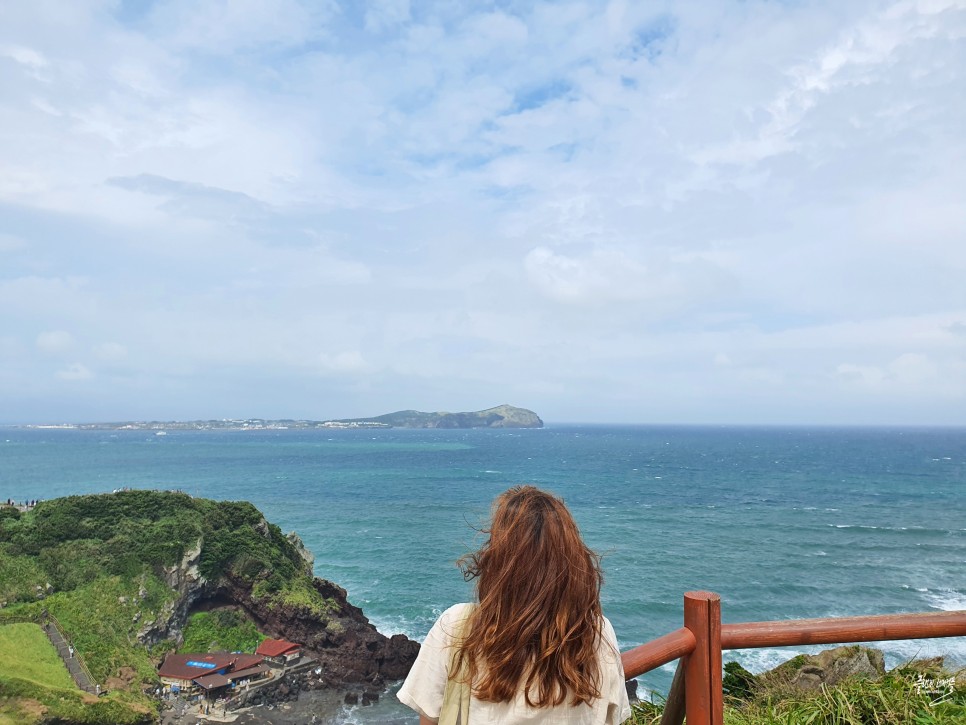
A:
0 623 75 690
0 622 152 725
627 658 966 725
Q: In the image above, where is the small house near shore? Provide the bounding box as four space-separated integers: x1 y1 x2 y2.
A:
158 653 268 694
255 638 302 664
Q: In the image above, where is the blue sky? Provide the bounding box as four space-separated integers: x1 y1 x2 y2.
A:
1 0 964 425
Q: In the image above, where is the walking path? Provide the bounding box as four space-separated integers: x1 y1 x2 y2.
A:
43 621 96 694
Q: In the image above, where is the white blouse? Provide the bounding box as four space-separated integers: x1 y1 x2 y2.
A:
398 603 632 724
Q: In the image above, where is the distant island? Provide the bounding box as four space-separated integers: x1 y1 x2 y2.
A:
24 404 544 431
331 403 543 429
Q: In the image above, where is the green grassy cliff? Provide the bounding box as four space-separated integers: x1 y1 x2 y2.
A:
0 490 417 724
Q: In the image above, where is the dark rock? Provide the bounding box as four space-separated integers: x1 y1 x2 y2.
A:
180 571 420 689
344 693 358 705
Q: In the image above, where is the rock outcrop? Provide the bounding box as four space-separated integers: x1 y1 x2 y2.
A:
763 645 886 692
217 573 419 687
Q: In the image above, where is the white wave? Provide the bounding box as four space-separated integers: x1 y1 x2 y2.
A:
726 639 966 675
882 637 966 667
339 704 363 725
725 647 817 673
365 613 427 642
922 588 966 612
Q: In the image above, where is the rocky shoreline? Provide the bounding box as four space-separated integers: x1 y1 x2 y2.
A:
160 685 412 725
158 645 414 724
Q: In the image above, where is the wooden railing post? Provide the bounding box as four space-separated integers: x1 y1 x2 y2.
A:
659 658 686 725
683 591 723 725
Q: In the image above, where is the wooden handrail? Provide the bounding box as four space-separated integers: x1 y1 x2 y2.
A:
620 595 966 725
720 609 966 649
621 627 696 680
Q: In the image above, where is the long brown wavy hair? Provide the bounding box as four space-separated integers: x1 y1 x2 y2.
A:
455 485 605 707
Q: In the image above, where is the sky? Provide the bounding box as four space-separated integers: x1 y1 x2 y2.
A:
1 0 964 425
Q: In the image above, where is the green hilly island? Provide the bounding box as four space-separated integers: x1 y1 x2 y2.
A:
335 403 544 429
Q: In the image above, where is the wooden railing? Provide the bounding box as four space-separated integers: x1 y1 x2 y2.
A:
620 591 966 725
0 610 100 694
45 612 99 694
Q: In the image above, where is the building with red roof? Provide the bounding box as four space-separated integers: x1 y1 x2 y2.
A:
255 638 302 664
158 652 268 693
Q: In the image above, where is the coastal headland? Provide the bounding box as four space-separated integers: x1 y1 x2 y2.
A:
0 491 418 724
22 404 544 431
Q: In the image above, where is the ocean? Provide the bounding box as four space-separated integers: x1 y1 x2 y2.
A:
2 424 965 723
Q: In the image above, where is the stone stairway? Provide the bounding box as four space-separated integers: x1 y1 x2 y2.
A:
43 622 96 694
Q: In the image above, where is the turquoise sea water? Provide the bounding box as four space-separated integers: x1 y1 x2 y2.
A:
2 425 965 723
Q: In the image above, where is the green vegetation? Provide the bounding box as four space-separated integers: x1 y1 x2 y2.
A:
0 491 308 596
0 623 74 690
11 575 170 684
180 609 266 654
0 675 153 725
0 490 333 722
625 659 966 725
252 575 339 619
0 624 152 725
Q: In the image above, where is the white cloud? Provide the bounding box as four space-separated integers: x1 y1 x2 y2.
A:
318 351 370 374
365 0 411 33
55 363 92 381
0 44 48 69
0 234 26 251
94 342 127 362
0 0 964 423
146 0 338 54
523 244 729 313
36 330 75 353
835 352 943 392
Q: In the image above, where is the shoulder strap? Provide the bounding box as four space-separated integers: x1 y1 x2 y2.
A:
438 604 474 725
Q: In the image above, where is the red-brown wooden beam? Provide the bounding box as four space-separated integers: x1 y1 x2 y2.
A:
659 658 687 725
721 610 966 650
621 627 697 680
